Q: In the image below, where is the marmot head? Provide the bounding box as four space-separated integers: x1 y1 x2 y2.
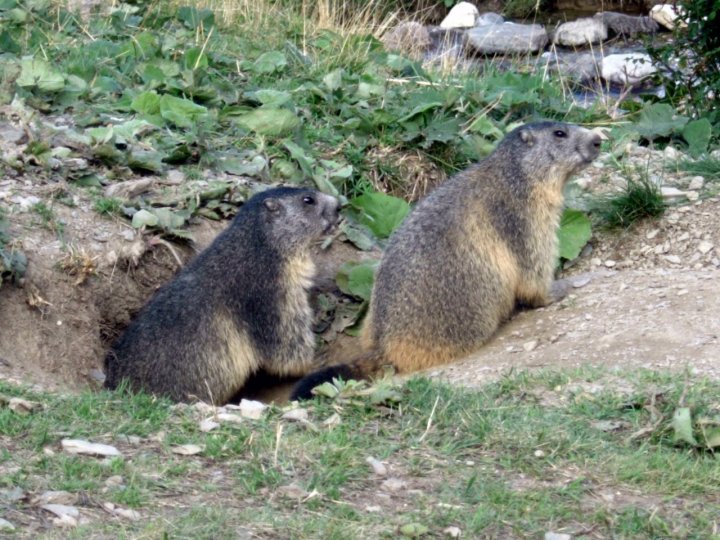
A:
251 187 340 251
502 121 602 187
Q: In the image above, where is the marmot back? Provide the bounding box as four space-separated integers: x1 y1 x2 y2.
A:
292 122 601 399
105 186 340 403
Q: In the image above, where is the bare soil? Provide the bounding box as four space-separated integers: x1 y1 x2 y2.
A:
2 170 719 400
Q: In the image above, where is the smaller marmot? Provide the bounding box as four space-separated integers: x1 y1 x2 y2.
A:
105 187 340 403
292 122 601 399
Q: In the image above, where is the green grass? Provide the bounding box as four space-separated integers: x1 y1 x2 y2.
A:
93 197 123 216
592 171 666 229
679 157 720 179
1 368 718 538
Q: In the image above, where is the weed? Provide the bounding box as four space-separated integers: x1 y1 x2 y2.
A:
592 169 665 229
31 201 65 238
678 157 720 179
93 197 123 216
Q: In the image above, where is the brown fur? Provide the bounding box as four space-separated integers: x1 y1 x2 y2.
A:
291 122 601 400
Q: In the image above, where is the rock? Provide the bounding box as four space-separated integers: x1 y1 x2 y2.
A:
239 399 267 420
604 260 617 267
104 475 124 488
61 439 121 457
282 408 309 422
687 176 704 190
170 444 204 456
545 533 572 540
164 169 186 185
366 456 388 476
601 53 657 86
465 23 548 54
382 21 432 59
593 12 659 37
41 503 80 526
102 502 141 521
440 2 479 29
8 397 42 414
199 417 220 432
477 12 504 26
686 191 699 201
0 518 15 531
523 340 538 352
661 186 687 199
104 178 155 200
553 18 607 46
32 491 78 505
650 4 687 30
444 526 462 538
664 254 682 265
216 412 244 424
663 145 681 160
540 51 601 82
276 483 311 500
0 123 26 145
698 241 713 254
11 194 41 211
381 477 407 492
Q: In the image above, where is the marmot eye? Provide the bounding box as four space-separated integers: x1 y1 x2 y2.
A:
554 130 567 138
303 195 316 205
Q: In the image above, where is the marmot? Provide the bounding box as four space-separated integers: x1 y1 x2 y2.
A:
292 122 601 399
105 187 340 403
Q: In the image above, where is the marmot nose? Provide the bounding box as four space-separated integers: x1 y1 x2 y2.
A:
588 133 602 155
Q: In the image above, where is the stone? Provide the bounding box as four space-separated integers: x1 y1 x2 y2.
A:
698 241 713 254
477 12 504 26
523 340 538 352
440 2 479 29
382 21 432 59
553 18 607 46
239 399 267 420
688 176 704 190
61 439 121 457
0 518 15 531
465 23 548 55
593 12 659 37
366 456 388 476
601 53 656 86
545 533 572 540
650 4 687 30
661 186 687 199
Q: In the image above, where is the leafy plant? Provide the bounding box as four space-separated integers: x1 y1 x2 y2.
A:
558 209 592 261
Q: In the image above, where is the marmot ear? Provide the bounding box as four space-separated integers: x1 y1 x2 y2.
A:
264 198 281 213
520 129 535 146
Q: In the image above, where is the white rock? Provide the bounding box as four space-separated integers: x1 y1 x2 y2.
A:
444 526 462 538
440 1 479 29
650 4 687 30
688 176 704 190
32 491 78 505
366 456 388 476
42 503 79 526
545 533 572 540
0 518 15 531
102 502 141 521
61 439 121 457
105 475 124 488
282 408 309 422
170 444 203 456
199 418 220 432
553 18 607 46
661 186 686 199
686 191 699 201
604 260 617 267
523 340 538 352
239 399 267 420
663 145 680 160
8 397 42 414
698 241 713 254
664 254 682 264
601 53 657 86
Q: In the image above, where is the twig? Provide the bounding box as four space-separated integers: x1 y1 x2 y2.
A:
418 395 440 443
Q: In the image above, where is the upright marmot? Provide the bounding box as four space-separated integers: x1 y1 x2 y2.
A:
105 186 340 403
292 121 601 399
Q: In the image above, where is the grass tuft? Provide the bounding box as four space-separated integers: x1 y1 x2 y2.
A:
592 172 666 229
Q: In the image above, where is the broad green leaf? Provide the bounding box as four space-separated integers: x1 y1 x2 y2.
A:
253 89 292 107
558 209 592 261
350 192 410 239
86 126 114 145
672 407 698 446
130 92 160 114
284 141 315 177
399 523 429 537
635 103 688 140
184 47 208 70
252 51 287 75
236 108 299 136
152 208 186 230
336 260 379 301
17 57 65 92
467 115 504 139
682 118 712 158
340 220 375 251
159 95 208 128
131 209 159 228
128 149 165 173
398 101 443 123
323 68 343 92
177 6 215 29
